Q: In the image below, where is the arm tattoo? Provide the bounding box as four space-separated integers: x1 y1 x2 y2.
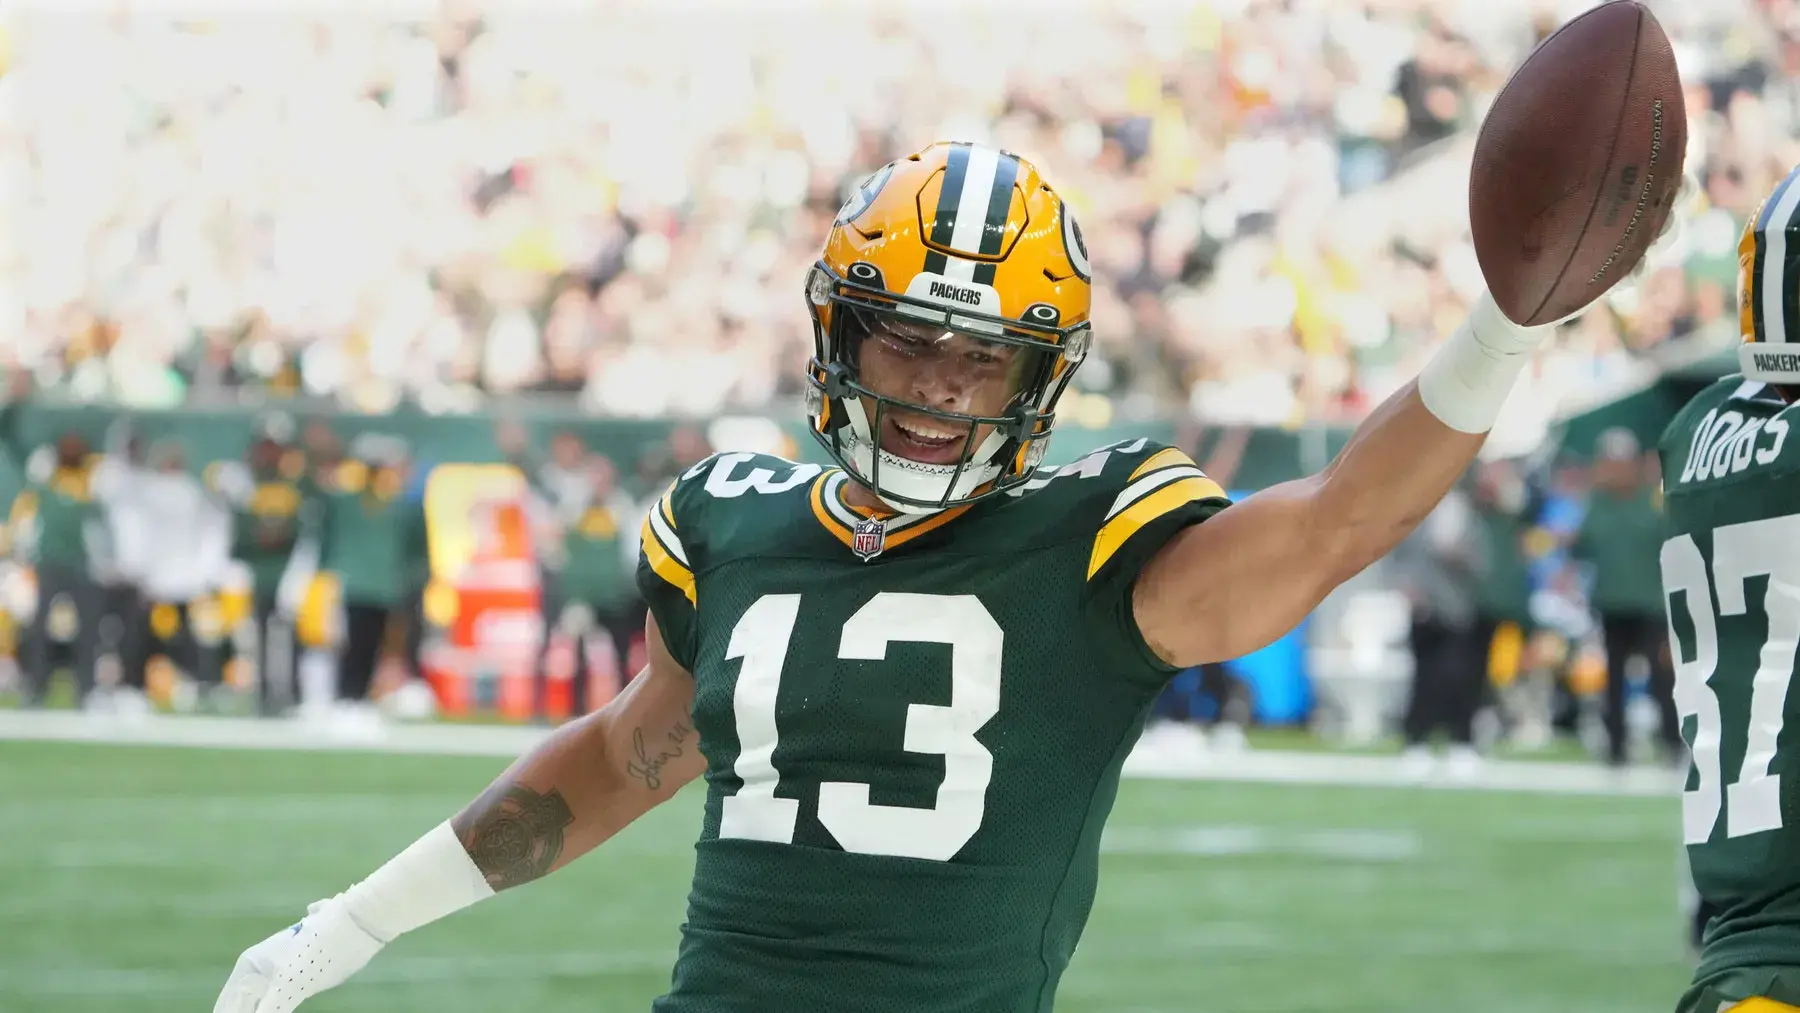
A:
625 720 693 791
451 784 575 892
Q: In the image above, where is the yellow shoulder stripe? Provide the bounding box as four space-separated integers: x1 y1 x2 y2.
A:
1130 447 1197 481
658 487 676 528
1087 475 1226 579
639 514 696 605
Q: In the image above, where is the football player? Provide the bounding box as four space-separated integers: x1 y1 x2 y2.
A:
1661 161 1800 1013
215 142 1601 1013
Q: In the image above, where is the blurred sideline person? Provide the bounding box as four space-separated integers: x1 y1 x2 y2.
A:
317 434 426 731
89 419 153 702
1470 459 1543 748
1572 427 1679 767
133 440 235 699
500 422 641 718
1392 475 1488 779
215 141 1663 1013
544 454 639 714
209 414 316 715
9 430 101 706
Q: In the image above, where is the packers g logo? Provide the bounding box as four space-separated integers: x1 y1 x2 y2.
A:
834 163 895 226
1061 201 1091 283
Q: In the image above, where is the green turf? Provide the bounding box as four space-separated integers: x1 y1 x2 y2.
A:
0 741 1695 1013
1238 725 1597 763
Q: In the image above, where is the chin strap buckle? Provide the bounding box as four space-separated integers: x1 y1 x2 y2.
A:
1007 406 1044 441
823 362 856 400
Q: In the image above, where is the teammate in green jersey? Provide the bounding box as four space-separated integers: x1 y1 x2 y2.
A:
215 141 1627 1013
1663 162 1800 1013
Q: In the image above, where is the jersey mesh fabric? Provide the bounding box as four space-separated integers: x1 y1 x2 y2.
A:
638 445 1227 1013
1659 377 1800 983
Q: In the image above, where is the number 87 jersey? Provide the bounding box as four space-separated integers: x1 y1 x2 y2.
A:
636 442 1227 1013
1658 376 1800 1012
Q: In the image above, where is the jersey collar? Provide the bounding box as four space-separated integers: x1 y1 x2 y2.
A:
808 470 975 555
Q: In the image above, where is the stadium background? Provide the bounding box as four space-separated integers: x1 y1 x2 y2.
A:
0 0 1786 1010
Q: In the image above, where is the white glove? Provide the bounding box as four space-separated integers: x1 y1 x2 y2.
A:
213 895 387 1013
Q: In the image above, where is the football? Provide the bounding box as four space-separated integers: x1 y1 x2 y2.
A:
1469 0 1687 326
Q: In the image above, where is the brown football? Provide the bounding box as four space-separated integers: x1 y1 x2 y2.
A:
1470 0 1687 326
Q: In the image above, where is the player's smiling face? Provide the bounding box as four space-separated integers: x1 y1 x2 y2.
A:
852 314 1027 466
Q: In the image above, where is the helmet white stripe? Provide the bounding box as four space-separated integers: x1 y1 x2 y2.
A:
940 255 979 284
1761 167 1800 345
934 145 1000 285
948 144 1001 256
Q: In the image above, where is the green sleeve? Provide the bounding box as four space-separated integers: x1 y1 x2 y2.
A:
1081 498 1229 683
1076 445 1231 684
635 472 701 671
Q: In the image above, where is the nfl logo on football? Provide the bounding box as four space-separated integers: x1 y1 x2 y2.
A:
851 517 886 562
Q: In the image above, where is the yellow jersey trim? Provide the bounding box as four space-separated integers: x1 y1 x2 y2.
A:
1087 475 1226 579
639 513 696 605
1129 447 1197 481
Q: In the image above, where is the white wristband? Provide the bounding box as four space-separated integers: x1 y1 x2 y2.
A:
339 821 494 943
1417 291 1553 434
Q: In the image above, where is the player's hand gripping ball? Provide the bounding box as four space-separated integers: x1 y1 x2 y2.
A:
213 895 386 1013
1470 0 1688 326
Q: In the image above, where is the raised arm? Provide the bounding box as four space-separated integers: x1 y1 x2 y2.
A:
215 613 702 1013
450 614 701 889
1133 292 1546 668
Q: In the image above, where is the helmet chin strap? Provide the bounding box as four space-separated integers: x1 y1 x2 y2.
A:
839 399 1006 514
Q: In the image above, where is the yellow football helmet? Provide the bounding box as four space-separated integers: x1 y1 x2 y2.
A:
1740 162 1800 384
806 141 1093 511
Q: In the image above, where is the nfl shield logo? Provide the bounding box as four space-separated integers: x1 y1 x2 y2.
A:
851 517 887 562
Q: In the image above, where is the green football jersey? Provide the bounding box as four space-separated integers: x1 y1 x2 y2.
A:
635 439 1228 1013
1658 376 1800 998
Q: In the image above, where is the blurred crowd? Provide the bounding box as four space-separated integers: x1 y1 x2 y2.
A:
1 0 1794 429
0 372 711 724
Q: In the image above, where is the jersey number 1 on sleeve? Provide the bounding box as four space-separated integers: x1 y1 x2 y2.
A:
717 592 1002 862
1662 518 1800 844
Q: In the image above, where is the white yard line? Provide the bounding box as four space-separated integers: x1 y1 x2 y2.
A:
0 711 1683 798
0 949 675 997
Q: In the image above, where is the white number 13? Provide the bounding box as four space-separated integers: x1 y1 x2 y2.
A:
718 592 1002 861
1662 516 1800 844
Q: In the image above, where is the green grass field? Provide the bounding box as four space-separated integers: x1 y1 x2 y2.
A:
0 740 1694 1013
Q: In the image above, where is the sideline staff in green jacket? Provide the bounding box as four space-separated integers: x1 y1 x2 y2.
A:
1571 427 1678 767
318 434 425 706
